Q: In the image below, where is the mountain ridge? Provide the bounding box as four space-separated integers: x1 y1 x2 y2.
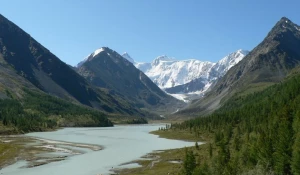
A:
175 17 300 117
0 14 150 117
115 50 248 100
76 47 185 115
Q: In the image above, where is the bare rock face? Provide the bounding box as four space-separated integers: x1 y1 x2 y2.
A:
176 17 300 118
0 14 154 116
76 47 185 114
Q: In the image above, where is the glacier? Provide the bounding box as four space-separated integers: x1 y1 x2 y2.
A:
130 49 249 102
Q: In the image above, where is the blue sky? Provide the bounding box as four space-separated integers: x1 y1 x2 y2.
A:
0 0 299 66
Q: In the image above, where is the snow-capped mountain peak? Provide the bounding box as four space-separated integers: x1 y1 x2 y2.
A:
153 55 176 62
77 48 249 102
136 55 215 88
77 47 107 67
211 49 249 77
152 55 176 66
134 49 249 101
92 47 105 57
121 52 135 63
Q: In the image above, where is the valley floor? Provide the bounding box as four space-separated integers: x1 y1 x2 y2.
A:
0 124 196 175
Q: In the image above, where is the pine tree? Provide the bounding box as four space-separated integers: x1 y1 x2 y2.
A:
292 134 300 175
209 143 213 158
183 149 196 175
195 142 199 150
292 113 300 175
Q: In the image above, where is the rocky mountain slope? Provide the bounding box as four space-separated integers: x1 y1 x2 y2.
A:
0 14 149 117
76 47 185 115
176 17 300 117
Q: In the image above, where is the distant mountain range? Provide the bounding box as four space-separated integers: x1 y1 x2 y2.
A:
115 50 248 102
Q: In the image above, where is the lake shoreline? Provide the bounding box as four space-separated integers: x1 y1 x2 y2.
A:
0 135 103 170
1 124 196 175
112 128 206 175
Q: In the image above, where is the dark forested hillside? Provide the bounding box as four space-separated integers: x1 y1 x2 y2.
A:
169 71 300 174
0 89 113 134
0 14 155 117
